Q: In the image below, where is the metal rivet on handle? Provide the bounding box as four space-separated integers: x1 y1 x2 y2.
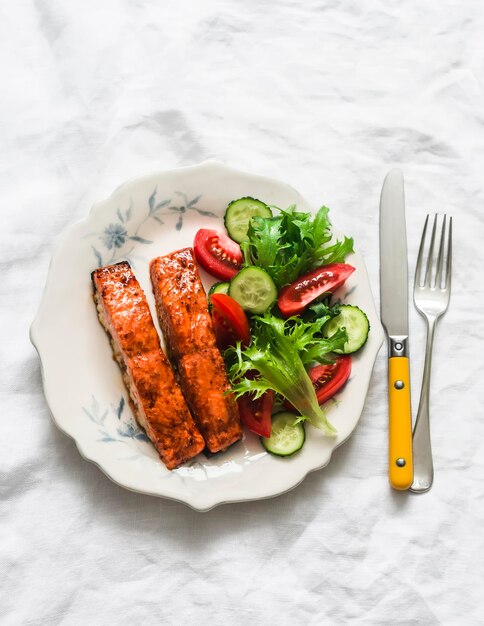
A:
396 458 406 467
394 380 405 390
395 342 403 351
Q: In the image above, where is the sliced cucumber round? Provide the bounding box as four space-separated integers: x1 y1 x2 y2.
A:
261 412 305 457
229 266 277 314
322 304 370 354
224 197 272 243
208 281 230 298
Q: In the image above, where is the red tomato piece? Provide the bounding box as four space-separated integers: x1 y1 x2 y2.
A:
237 390 274 438
210 293 250 350
211 308 236 350
277 263 355 317
284 355 351 411
237 371 274 438
309 356 352 405
194 229 243 280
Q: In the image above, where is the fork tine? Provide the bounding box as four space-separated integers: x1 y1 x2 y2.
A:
424 214 438 287
415 214 429 287
445 216 452 290
435 214 447 288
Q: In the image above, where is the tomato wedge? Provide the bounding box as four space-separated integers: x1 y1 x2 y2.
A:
284 355 351 411
210 293 250 350
238 386 274 438
194 229 243 280
309 356 352 404
278 263 355 317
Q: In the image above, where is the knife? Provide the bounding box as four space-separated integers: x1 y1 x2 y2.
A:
379 169 414 490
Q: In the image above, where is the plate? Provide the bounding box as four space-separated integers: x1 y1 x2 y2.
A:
31 161 384 511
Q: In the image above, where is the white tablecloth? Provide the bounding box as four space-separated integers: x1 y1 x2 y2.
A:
2 2 483 624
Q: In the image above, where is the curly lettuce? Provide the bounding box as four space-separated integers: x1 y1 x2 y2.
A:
225 312 347 436
241 205 354 289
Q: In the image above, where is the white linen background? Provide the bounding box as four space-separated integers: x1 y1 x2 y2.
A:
1 1 483 624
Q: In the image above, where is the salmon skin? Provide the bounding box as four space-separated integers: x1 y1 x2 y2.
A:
150 248 242 453
92 261 205 470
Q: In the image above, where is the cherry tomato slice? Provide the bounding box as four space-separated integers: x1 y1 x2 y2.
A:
238 389 274 438
309 356 352 405
284 355 352 411
211 308 236 350
210 293 250 350
194 229 243 280
237 370 274 438
278 263 355 317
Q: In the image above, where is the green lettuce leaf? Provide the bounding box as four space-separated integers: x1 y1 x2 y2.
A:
241 204 354 289
226 313 347 436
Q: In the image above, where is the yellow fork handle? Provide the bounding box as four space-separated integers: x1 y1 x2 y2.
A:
388 357 414 490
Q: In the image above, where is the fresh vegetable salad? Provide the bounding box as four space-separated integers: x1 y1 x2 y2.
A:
193 197 370 457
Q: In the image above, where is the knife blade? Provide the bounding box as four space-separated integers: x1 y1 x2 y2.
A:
379 169 414 490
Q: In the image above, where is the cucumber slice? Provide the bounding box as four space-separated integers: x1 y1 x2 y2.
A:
207 281 230 310
224 197 272 243
229 266 277 314
322 304 370 354
261 412 305 457
208 281 230 298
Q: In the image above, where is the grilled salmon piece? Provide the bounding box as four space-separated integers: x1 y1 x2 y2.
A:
149 249 217 361
177 348 242 453
92 261 205 470
150 249 242 453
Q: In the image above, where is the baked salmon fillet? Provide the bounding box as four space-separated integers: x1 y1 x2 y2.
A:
149 248 217 361
150 249 242 453
177 348 241 453
92 261 205 470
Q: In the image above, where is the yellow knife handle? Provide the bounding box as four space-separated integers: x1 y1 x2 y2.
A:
388 356 413 490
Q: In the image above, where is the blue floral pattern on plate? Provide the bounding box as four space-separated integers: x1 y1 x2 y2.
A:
86 189 216 267
82 394 150 444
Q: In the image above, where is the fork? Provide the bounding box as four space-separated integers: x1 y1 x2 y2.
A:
410 214 452 493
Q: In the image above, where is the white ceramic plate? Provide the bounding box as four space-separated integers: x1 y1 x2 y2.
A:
31 161 384 511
